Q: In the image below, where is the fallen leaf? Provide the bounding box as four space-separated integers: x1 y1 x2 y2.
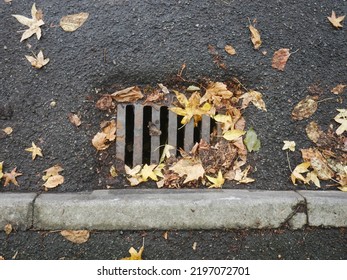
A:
25 142 43 160
60 230 90 244
331 84 346 95
110 165 118 177
291 162 310 185
305 121 324 143
25 50 49 69
2 127 13 135
334 109 347 135
42 165 64 189
240 90 267 111
111 86 143 103
96 94 115 110
337 167 347 191
200 82 233 106
291 96 318 120
60 12 89 32
92 132 109 150
272 48 291 71
2 167 22 187
224 44 236 55
68 113 81 127
301 148 334 180
12 3 45 41
158 83 170 94
92 120 117 150
0 162 3 179
306 171 321 188
192 242 197 251
249 23 262 49
169 157 205 183
159 144 175 163
140 164 160 181
234 165 255 184
4 224 12 235
206 170 225 188
0 256 4 260
186 85 201 92
125 165 142 177
223 129 246 141
244 127 261 152
282 140 296 152
121 240 144 260
328 11 345 28
163 231 169 240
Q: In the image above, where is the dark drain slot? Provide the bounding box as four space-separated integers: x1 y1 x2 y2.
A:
116 104 213 166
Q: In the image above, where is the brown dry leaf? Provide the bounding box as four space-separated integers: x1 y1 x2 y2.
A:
60 12 89 32
92 120 117 150
163 231 169 240
4 224 12 235
92 132 109 150
25 142 43 160
331 84 346 95
301 148 334 180
3 127 13 135
60 230 90 244
207 44 227 69
291 162 310 185
2 168 22 187
0 161 3 180
0 256 4 260
42 165 64 189
200 82 233 106
111 86 143 103
328 11 345 28
25 50 49 69
68 113 81 127
224 44 236 55
272 48 291 71
306 121 324 143
169 157 205 183
240 90 267 111
144 90 165 103
334 109 347 135
96 94 115 110
12 3 44 41
291 96 318 120
249 23 262 49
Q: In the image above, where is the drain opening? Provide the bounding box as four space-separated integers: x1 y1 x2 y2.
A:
117 103 215 167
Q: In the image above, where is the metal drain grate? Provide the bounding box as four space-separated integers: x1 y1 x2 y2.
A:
116 103 212 166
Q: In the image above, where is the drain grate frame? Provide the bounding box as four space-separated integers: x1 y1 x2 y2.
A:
116 103 213 167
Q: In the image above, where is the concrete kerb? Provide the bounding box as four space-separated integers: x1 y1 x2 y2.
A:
0 190 346 230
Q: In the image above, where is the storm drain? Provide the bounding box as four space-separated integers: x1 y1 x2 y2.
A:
116 104 214 166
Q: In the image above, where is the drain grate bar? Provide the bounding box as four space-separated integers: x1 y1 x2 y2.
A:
150 107 160 164
184 119 195 152
133 104 144 166
168 111 177 156
201 115 210 144
116 104 126 162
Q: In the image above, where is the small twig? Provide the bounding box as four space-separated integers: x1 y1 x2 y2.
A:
317 97 335 103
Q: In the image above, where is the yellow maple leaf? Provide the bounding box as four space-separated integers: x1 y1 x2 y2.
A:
170 91 212 126
25 142 43 160
282 140 296 152
121 240 144 260
25 50 49 69
334 109 347 135
328 11 345 28
140 164 159 181
200 82 233 106
159 144 175 163
291 162 310 185
206 170 225 188
12 3 44 41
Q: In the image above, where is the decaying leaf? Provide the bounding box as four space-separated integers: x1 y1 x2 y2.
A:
2 127 13 135
169 157 205 183
282 140 296 152
200 82 233 107
249 23 262 50
331 84 346 95
234 165 255 184
110 165 118 177
305 121 324 143
68 113 81 127
244 127 260 152
12 3 44 41
306 171 321 188
4 223 12 235
337 167 347 191
158 83 170 94
328 11 345 28
42 165 64 189
291 162 310 185
206 170 225 188
96 94 115 111
60 230 90 244
272 48 290 71
301 148 334 180
60 12 89 32
240 90 267 111
334 109 347 135
25 50 49 69
121 240 144 260
0 162 3 180
92 120 117 150
111 86 143 103
25 142 43 160
2 167 22 187
291 96 318 120
224 44 236 55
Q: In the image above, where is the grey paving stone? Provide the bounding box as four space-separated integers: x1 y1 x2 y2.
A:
0 193 36 230
33 189 304 230
298 191 347 227
288 212 307 230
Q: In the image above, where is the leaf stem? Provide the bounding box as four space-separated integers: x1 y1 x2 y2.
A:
286 151 293 173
